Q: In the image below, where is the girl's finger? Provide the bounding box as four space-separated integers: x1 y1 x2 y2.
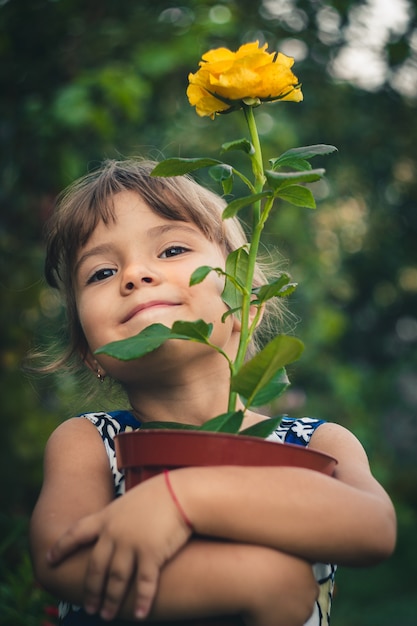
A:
47 517 99 564
83 537 115 616
98 549 136 621
133 558 161 620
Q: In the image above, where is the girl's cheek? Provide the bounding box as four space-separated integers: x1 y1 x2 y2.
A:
207 269 226 294
77 304 96 345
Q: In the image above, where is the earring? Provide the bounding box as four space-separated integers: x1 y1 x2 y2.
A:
96 367 105 383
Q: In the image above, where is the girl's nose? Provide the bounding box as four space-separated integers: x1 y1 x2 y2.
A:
121 264 160 294
125 276 153 291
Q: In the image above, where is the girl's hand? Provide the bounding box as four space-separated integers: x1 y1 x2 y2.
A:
46 472 193 621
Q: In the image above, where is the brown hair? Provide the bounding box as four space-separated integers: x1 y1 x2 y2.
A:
43 158 285 373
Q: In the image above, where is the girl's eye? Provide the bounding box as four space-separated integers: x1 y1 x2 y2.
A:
87 268 117 284
160 245 189 258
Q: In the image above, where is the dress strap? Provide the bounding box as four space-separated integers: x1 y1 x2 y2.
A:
268 416 326 447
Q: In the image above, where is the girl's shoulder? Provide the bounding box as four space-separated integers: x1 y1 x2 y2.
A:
268 416 327 447
75 410 140 497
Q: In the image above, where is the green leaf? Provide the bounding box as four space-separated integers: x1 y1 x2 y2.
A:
221 176 234 195
222 191 271 219
171 319 213 342
275 283 298 298
190 265 214 286
151 157 221 177
221 138 254 155
240 367 290 407
240 415 284 438
231 335 304 407
266 168 325 191
199 410 244 433
270 144 338 170
252 273 292 304
209 163 233 182
95 323 175 360
209 164 234 195
273 157 312 171
95 320 213 360
221 247 249 312
276 185 316 209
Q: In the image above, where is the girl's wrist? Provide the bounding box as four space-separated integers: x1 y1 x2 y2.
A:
168 466 229 539
164 470 194 532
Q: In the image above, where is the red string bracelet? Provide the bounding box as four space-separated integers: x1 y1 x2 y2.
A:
164 470 194 532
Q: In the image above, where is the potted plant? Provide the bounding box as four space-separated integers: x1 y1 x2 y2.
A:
96 42 338 489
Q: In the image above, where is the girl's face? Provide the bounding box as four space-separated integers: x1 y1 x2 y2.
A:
74 190 240 380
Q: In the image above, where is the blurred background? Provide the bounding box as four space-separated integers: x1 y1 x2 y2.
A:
1 0 416 623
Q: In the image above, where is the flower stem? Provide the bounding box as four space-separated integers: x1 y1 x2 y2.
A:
227 104 267 413
243 105 265 194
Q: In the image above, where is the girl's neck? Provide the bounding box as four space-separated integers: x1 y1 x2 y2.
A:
126 371 266 430
125 365 231 427
120 335 249 427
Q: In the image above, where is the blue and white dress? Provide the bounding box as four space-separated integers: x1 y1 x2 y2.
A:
59 411 336 625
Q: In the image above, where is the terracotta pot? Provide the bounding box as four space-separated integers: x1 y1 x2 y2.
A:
115 430 337 626
115 429 337 489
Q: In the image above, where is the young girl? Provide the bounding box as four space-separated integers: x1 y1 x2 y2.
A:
30 159 396 626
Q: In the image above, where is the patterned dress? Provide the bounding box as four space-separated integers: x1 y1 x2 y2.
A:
59 412 336 625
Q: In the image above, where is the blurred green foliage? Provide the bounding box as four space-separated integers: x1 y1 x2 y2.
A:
1 0 417 623
0 515 58 626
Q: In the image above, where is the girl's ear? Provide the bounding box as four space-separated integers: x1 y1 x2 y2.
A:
231 301 264 332
83 352 107 382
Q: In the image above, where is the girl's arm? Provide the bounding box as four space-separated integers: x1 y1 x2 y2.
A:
31 418 318 625
173 421 396 566
39 420 396 620
30 417 191 620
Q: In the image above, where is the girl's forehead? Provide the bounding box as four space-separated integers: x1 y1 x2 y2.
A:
73 187 228 263
111 189 157 214
78 191 210 251
108 189 197 225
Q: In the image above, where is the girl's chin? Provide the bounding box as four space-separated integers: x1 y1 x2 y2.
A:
101 339 223 381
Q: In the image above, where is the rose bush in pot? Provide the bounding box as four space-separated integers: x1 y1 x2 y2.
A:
96 41 338 487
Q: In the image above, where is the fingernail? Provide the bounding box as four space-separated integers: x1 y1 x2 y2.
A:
135 607 147 619
100 608 114 621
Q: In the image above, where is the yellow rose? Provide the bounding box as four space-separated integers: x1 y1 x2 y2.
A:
187 41 303 119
